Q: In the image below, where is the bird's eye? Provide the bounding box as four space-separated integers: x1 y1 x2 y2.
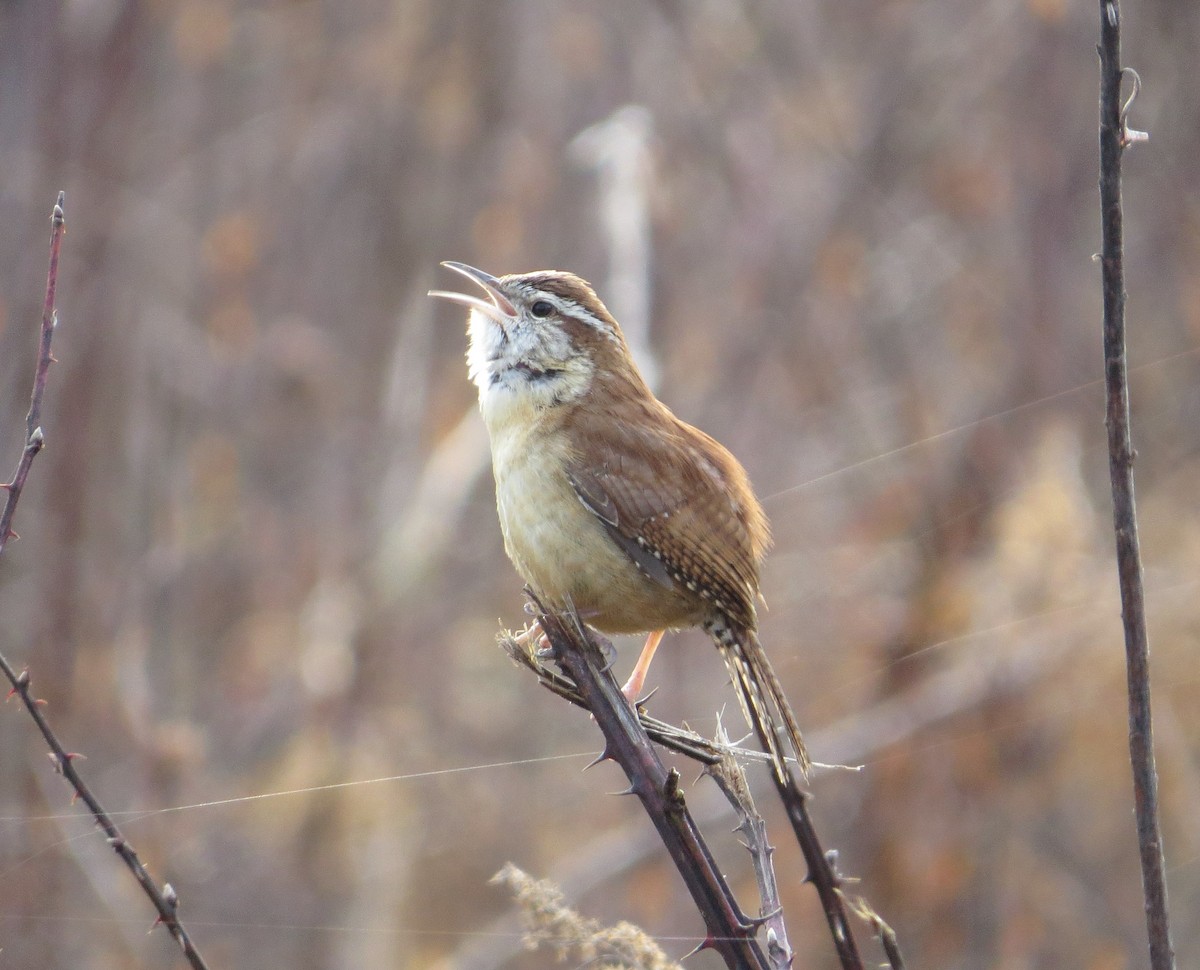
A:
530 299 554 318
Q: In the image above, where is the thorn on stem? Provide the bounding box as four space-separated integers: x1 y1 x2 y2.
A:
742 907 782 929
584 748 614 770
634 685 659 706
49 751 84 774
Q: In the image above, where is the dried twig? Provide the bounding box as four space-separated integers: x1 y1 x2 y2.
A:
501 628 769 768
842 894 906 970
0 193 211 970
530 598 770 970
1 660 210 970
1097 6 1174 970
705 726 792 970
462 623 1053 970
505 625 796 967
761 757 864 969
511 600 903 970
0 192 63 556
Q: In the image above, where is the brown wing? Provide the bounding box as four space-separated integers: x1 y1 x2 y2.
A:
563 397 769 632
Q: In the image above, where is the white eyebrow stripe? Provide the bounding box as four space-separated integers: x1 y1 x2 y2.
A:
514 281 623 345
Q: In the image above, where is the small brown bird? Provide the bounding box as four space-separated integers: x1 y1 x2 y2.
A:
430 263 808 778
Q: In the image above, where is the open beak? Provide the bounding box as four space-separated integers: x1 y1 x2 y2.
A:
428 261 517 325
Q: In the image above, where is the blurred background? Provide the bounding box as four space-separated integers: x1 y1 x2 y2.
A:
1 1 1198 967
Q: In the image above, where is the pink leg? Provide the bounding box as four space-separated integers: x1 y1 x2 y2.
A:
621 629 666 702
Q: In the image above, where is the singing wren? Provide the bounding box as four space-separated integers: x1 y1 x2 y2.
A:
430 262 808 778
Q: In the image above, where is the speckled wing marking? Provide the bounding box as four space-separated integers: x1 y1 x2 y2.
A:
566 465 676 591
563 410 761 632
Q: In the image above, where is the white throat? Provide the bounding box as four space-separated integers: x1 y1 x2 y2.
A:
466 307 594 433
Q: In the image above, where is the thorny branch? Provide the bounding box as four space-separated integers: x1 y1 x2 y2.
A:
1097 5 1174 970
0 193 211 970
507 628 795 968
706 726 793 970
458 621 1064 970
525 599 770 970
501 628 768 769
506 604 904 970
1 658 210 970
762 757 865 969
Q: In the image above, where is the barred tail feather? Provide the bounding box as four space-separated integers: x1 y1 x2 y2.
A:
709 622 810 781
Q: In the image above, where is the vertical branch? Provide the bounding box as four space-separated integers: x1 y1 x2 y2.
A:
1097 7 1175 970
766 766 864 969
0 191 64 555
706 741 793 970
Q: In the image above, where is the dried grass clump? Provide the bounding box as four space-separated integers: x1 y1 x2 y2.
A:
492 863 683 970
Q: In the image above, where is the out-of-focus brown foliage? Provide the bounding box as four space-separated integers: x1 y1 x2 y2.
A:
1 1 1198 968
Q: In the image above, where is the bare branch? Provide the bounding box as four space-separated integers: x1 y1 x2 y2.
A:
0 193 211 970
500 627 769 768
508 598 905 970
0 191 64 555
761 755 864 969
706 724 792 970
1097 6 1175 970
529 597 770 970
1 659 210 970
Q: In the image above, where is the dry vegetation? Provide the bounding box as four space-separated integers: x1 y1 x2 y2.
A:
0 1 1197 968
